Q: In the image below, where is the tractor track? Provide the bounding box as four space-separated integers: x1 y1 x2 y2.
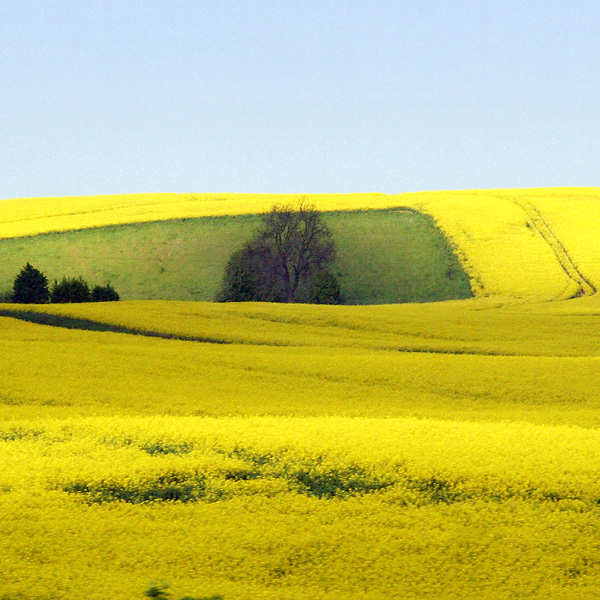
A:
507 196 596 298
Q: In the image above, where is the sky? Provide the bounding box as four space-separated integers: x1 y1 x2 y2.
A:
0 0 598 198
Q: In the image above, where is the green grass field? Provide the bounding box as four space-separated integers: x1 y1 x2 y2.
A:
0 209 471 304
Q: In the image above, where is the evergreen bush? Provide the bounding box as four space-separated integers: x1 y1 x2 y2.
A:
50 277 91 303
91 282 120 302
12 263 49 304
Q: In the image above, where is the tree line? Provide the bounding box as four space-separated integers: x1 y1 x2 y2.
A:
4 262 119 304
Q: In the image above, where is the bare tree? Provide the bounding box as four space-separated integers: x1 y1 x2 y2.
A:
258 199 336 302
218 199 339 304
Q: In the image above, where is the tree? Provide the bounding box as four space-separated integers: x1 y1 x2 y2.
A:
91 283 120 302
12 263 50 304
50 276 91 303
218 199 340 303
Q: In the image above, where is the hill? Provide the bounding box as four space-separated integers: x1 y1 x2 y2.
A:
0 187 598 301
0 208 472 304
2 294 600 598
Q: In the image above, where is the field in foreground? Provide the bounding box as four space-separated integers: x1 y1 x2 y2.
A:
2 296 600 599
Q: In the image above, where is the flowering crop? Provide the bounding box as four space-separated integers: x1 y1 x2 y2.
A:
410 188 600 300
2 415 600 599
2 296 600 596
516 189 600 294
6 294 600 357
0 192 400 239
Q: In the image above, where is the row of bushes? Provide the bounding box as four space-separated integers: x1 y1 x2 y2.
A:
3 263 119 304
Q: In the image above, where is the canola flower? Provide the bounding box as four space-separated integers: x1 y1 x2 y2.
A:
6 294 600 356
0 192 399 239
2 297 600 597
2 415 600 599
2 299 600 427
517 189 600 293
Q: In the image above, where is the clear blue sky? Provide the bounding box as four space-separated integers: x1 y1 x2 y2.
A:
1 1 598 198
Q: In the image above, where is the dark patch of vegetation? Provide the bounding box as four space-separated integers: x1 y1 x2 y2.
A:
0 428 42 442
408 476 468 504
0 309 133 332
91 282 120 301
50 276 91 303
217 244 282 302
292 466 393 499
12 262 49 303
145 584 171 600
218 200 341 304
307 269 343 304
141 443 193 456
223 468 261 481
0 308 229 344
5 262 119 304
228 447 274 467
64 472 208 504
144 583 223 600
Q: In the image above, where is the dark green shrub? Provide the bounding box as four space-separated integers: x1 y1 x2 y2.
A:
50 276 91 303
91 282 120 301
217 244 285 303
308 270 342 304
12 263 49 304
217 247 263 302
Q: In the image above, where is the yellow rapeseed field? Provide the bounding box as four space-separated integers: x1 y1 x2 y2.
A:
2 187 600 598
0 192 399 239
2 292 600 598
3 414 600 600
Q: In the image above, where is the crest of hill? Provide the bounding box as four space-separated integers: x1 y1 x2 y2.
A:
0 187 598 302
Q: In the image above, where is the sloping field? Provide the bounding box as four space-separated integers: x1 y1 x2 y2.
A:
0 192 415 239
2 296 600 598
412 187 600 300
1 187 598 300
0 209 471 304
518 189 600 293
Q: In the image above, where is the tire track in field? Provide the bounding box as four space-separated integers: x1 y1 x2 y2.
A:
508 196 597 298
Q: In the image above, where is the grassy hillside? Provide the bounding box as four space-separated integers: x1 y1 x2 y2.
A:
0 209 472 304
